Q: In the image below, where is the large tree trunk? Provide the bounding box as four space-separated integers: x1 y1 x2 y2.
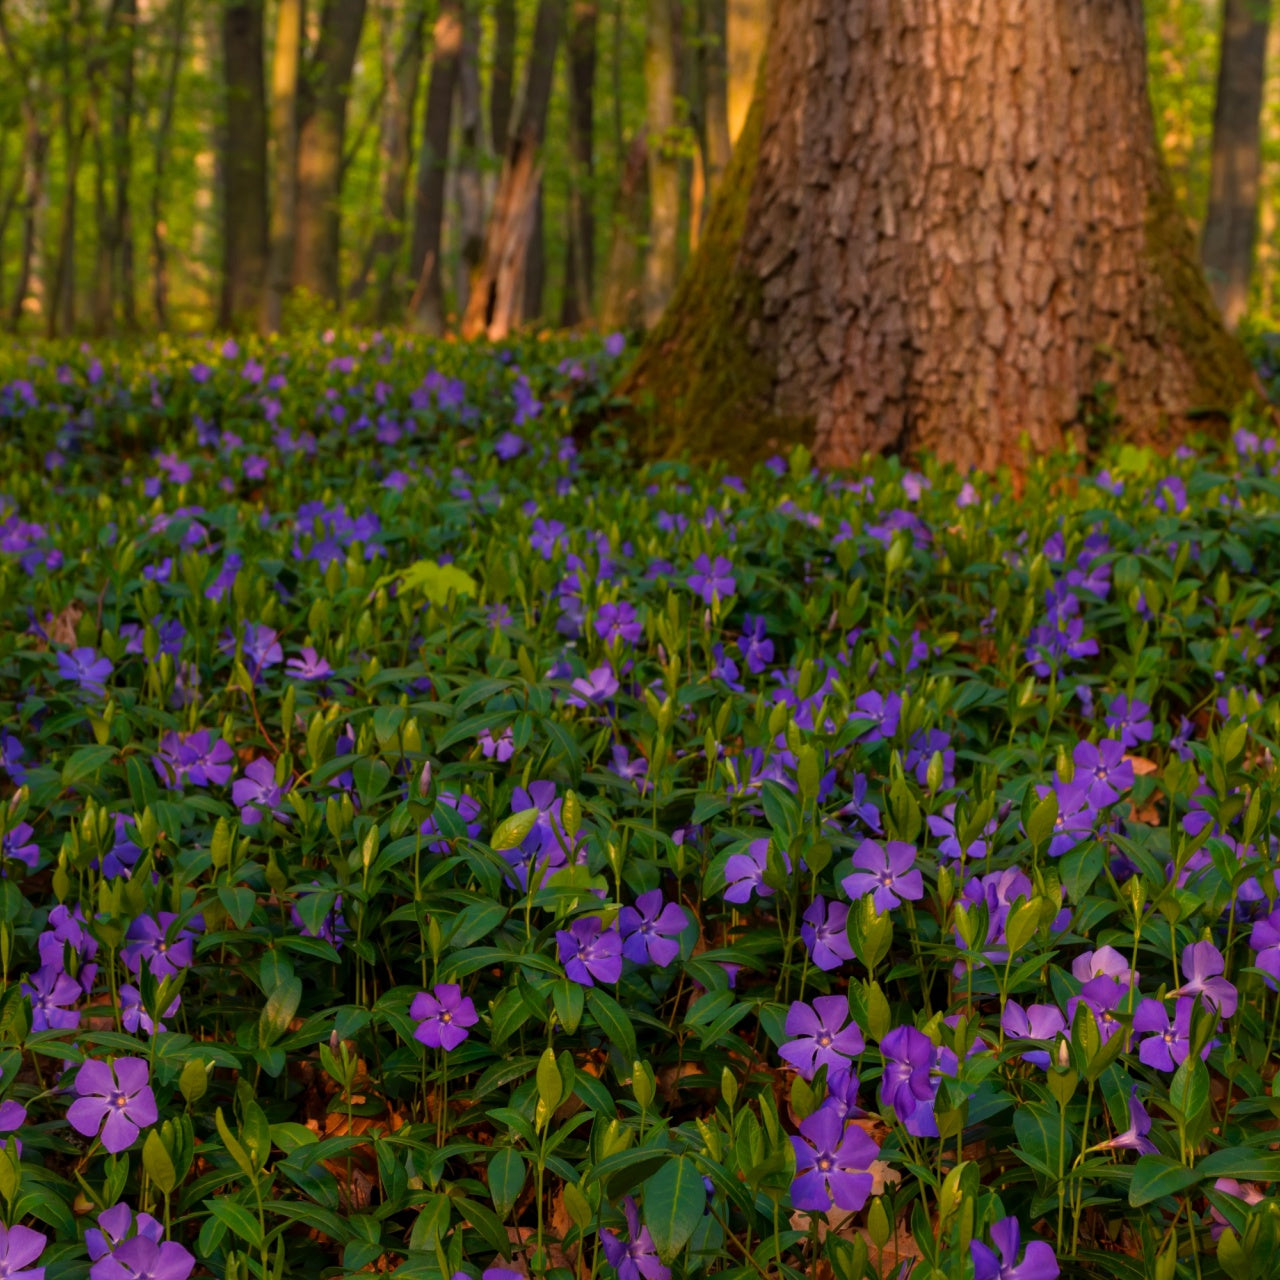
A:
364 0 427 322
220 0 270 330
9 104 47 330
1202 0 1271 330
264 0 303 330
625 0 1257 473
292 0 367 305
561 0 597 326
643 0 678 327
461 0 563 339
408 0 462 334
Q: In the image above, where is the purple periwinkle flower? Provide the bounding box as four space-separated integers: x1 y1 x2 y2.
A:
789 1105 879 1213
56 647 114 697
1094 1087 1157 1155
1071 738 1134 807
21 965 81 1031
1001 1002 1067 1069
1132 997 1206 1073
1105 695 1154 750
1 822 37 869
971 1217 1059 1280
687 554 735 605
599 1196 669 1280
86 1204 163 1262
121 913 197 981
231 757 291 826
0 1223 46 1280
90 1236 196 1280
595 601 643 647
410 984 479 1051
841 839 923 913
557 917 623 987
778 995 865 1081
619 891 688 968
723 838 789 903
286 647 332 680
852 691 901 743
800 897 854 971
1171 941 1238 1019
567 664 618 708
68 1058 158 1154
879 1025 947 1138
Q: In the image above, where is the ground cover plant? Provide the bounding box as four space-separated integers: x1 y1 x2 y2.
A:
1 334 1280 1280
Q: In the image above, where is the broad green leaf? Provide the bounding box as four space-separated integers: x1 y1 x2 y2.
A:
1129 1154 1200 1207
488 1148 527 1218
642 1156 705 1261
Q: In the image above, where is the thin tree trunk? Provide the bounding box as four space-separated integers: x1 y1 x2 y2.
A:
561 0 596 326
600 128 646 332
9 105 47 330
626 0 1256 473
490 0 516 155
462 0 564 339
644 0 678 327
50 111 87 338
408 0 462 333
356 0 425 320
698 0 730 199
292 0 367 304
150 0 185 328
455 0 484 316
92 97 113 333
1202 0 1271 329
264 0 303 330
220 0 270 329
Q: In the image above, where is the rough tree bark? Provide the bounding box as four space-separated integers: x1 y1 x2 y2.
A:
408 0 462 334
1202 0 1271 330
562 0 597 326
292 0 367 305
624 0 1257 473
220 0 269 330
600 129 647 331
643 0 678 327
462 0 563 339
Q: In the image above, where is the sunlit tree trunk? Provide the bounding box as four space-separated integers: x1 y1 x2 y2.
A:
524 187 545 321
8 104 47 330
462 0 563 339
626 0 1256 473
409 0 461 333
643 0 678 327
1203 0 1271 329
292 0 367 304
220 0 269 329
115 0 137 329
561 0 597 326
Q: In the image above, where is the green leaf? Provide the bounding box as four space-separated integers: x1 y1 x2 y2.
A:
488 1148 527 1218
642 1155 705 1261
1169 1057 1210 1124
536 1047 563 1111
1196 1147 1280 1182
585 988 637 1062
259 975 303 1048
143 1131 177 1195
204 1197 264 1249
1129 1154 1200 1207
490 808 539 852
383 559 478 606
61 744 116 786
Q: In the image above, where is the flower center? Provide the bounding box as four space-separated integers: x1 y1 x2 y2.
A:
441 1011 452 1023
112 1092 129 1110
818 1158 832 1171
818 1034 832 1047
